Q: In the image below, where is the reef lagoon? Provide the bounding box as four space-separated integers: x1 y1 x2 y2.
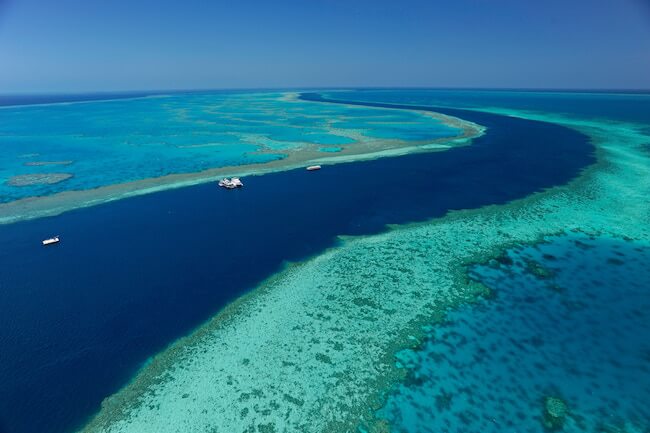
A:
0 90 648 433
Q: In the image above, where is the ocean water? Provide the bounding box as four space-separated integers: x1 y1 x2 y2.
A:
77 96 649 433
0 92 596 433
0 91 460 204
314 90 650 433
0 92 154 107
321 89 650 124
379 235 650 433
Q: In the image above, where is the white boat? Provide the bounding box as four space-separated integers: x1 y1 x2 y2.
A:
306 165 321 171
218 177 244 189
42 236 60 246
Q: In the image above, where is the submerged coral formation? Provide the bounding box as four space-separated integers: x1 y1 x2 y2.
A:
543 396 569 431
7 173 73 186
23 160 74 166
376 233 649 433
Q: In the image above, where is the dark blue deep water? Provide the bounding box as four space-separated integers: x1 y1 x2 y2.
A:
0 92 154 107
319 89 650 124
0 92 595 433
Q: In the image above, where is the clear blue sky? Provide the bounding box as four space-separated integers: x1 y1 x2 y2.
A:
0 0 649 93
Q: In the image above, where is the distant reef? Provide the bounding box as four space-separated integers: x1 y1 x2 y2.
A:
7 173 73 186
23 160 74 166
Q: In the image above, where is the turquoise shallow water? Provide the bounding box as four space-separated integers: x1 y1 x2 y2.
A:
0 91 460 204
378 235 650 432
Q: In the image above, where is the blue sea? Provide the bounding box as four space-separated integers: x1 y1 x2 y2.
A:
0 89 648 433
320 88 650 124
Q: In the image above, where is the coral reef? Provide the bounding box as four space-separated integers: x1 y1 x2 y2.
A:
7 173 73 186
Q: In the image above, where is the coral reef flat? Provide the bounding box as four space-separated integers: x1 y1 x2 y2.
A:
6 173 73 186
23 160 74 166
79 97 649 433
0 91 480 224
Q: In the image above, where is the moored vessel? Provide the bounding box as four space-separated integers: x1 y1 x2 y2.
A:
42 236 60 246
218 177 244 189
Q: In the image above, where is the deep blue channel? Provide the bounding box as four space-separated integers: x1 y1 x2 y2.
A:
0 93 594 433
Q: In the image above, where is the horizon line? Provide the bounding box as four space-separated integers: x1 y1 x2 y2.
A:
1 86 650 98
